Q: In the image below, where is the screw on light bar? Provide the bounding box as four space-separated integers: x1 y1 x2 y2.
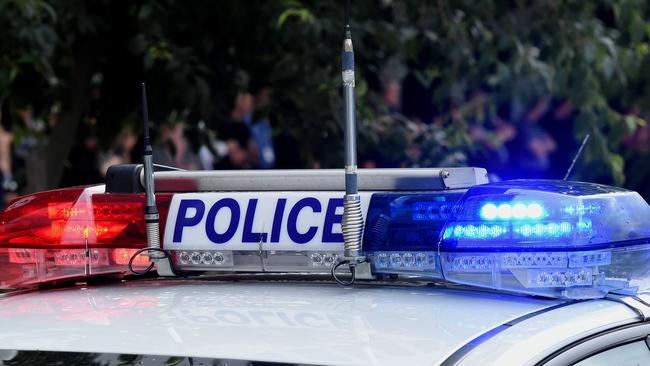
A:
0 186 171 289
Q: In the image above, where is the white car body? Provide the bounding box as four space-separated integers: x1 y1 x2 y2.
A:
0 280 647 365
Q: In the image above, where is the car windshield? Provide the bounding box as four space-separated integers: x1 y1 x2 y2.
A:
0 350 304 366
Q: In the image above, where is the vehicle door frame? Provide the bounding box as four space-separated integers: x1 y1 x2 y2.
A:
539 322 650 365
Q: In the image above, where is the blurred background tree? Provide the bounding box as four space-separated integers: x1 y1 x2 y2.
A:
0 0 649 198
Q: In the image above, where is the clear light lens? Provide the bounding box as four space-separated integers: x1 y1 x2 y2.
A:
439 247 650 298
174 250 234 268
513 268 594 288
369 251 439 276
0 248 148 288
170 250 344 272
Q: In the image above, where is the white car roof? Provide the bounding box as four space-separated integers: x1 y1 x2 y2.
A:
0 280 553 365
0 280 640 365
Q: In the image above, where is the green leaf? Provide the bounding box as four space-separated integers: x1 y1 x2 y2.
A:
629 13 645 44
610 153 625 185
276 8 314 29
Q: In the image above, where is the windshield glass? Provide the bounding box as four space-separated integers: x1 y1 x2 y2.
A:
0 350 308 366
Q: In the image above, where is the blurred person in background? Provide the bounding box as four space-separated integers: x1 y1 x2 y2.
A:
61 121 103 186
230 86 276 169
214 120 254 170
99 124 138 176
14 102 48 195
153 111 201 170
62 77 105 186
0 100 14 207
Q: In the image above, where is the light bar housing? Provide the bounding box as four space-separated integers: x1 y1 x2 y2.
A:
364 180 650 299
3 175 649 300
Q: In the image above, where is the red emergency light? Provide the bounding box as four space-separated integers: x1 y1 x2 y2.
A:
0 186 171 289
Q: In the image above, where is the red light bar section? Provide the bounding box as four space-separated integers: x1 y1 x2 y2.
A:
0 188 171 249
0 186 172 289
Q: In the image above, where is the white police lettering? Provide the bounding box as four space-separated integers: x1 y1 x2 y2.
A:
163 192 372 251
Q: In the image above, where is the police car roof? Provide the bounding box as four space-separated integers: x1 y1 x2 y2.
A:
0 280 641 365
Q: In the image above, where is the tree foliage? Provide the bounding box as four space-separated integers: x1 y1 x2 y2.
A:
0 0 649 189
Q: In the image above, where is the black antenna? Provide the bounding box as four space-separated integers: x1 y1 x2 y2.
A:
563 134 590 181
141 83 160 249
128 83 175 276
127 83 163 275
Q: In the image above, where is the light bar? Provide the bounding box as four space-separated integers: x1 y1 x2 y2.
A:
362 180 650 299
3 177 649 300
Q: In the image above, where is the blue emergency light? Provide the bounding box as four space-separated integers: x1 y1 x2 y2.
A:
364 180 650 299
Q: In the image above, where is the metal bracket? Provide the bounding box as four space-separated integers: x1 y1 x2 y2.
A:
153 257 176 277
440 169 451 189
353 261 376 280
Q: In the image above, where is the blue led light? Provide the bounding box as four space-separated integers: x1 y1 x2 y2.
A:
513 221 576 238
412 201 456 221
480 203 498 220
527 203 543 219
513 203 527 219
479 202 544 221
444 223 508 240
563 203 602 216
497 204 512 219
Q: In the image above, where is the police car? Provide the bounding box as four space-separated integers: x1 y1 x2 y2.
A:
1 167 650 365
2 11 650 365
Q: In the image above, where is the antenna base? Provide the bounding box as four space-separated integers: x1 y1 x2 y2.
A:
152 257 176 276
353 261 376 280
342 194 364 258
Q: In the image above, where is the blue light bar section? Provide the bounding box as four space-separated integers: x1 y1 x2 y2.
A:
440 180 650 252
362 180 650 299
363 191 465 252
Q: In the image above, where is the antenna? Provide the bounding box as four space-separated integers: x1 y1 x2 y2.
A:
141 83 161 250
128 83 175 276
563 134 590 181
333 0 367 285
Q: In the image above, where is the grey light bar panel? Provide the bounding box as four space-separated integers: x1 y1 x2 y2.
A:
148 167 488 192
